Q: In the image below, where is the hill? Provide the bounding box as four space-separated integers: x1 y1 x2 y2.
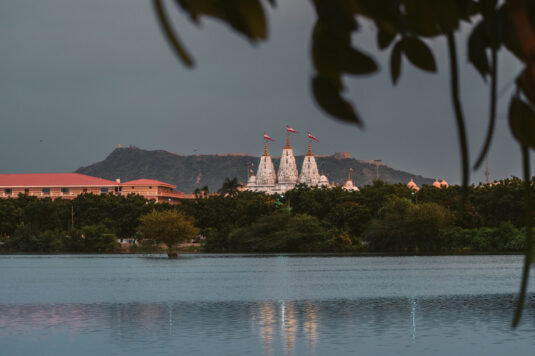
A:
76 146 434 193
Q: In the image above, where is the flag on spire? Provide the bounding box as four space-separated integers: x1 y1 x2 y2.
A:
308 132 320 142
286 125 297 133
263 133 275 142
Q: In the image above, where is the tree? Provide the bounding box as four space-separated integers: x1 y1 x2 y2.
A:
137 210 199 257
218 177 242 197
363 196 451 252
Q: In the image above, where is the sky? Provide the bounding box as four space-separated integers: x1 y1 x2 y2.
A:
0 0 532 184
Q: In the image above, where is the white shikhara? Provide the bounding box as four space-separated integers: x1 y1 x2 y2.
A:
247 137 334 194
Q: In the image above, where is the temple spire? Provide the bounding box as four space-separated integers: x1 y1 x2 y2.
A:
263 143 269 156
306 143 313 156
285 133 291 149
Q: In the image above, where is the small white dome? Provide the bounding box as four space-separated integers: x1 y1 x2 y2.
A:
319 174 329 187
440 179 449 188
432 179 442 188
342 179 359 191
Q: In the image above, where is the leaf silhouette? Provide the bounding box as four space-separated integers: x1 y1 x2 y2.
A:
312 76 361 126
390 40 403 84
403 37 437 72
508 96 535 149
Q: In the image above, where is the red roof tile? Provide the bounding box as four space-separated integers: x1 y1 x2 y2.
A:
121 179 176 189
0 173 118 187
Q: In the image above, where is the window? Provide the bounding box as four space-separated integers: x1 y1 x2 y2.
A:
61 188 69 194
83 188 87 193
100 188 108 193
24 188 29 194
149 186 152 189
42 188 50 194
4 188 12 194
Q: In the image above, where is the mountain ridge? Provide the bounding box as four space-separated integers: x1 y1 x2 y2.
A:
76 146 435 193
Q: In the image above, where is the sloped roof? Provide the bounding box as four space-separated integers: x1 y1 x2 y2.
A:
0 173 118 187
121 179 176 189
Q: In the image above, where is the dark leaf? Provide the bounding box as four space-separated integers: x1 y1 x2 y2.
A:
312 76 362 126
390 40 403 84
468 21 490 80
222 0 267 41
499 4 524 61
402 37 437 72
377 28 396 49
508 95 535 149
174 0 268 42
312 22 377 80
153 0 194 67
516 70 535 104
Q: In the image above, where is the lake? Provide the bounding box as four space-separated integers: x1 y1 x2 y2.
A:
0 254 534 355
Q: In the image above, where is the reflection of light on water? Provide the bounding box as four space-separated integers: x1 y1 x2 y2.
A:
168 303 173 335
304 302 318 354
259 302 275 355
281 301 297 356
410 298 417 344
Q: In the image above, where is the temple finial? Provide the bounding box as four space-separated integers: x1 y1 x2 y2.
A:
263 142 269 156
285 133 291 149
306 143 313 156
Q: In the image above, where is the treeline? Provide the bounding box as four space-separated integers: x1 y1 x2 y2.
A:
180 178 534 253
0 177 534 253
0 194 159 252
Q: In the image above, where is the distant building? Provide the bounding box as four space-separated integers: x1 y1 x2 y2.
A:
0 173 193 204
407 178 420 191
246 134 335 194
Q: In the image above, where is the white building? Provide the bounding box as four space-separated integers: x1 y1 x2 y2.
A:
247 135 341 194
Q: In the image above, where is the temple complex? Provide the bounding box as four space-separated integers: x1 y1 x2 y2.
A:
247 131 333 194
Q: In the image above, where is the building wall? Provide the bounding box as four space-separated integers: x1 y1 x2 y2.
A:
1 186 115 199
1 183 194 203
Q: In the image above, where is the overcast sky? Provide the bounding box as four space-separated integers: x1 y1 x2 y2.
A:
0 0 532 184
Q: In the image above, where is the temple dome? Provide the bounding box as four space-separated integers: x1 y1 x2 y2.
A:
407 178 420 191
440 179 449 188
319 174 329 187
342 178 359 191
432 179 442 188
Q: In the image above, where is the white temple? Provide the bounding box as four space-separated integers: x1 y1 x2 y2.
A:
277 135 299 192
250 143 277 192
342 170 359 191
247 132 331 194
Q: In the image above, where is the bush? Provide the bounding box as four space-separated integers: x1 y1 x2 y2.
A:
228 213 338 253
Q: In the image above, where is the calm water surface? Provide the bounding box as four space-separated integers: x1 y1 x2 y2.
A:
0 254 534 355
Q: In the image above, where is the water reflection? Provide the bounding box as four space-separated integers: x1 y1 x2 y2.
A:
1 295 534 355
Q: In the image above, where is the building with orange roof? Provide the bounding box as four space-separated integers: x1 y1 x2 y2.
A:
0 173 193 204
121 179 194 203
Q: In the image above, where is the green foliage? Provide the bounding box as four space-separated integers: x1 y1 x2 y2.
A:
228 212 339 252
218 177 242 197
137 210 199 254
364 197 452 252
81 224 118 253
1 180 533 254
